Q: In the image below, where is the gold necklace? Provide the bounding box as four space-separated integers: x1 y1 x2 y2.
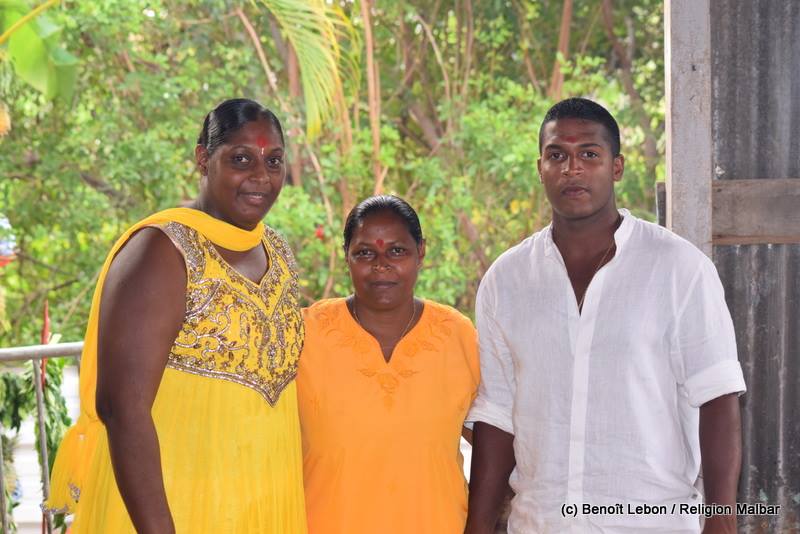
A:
577 240 616 311
352 297 418 346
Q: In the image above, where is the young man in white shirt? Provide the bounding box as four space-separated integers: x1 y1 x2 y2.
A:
465 98 745 534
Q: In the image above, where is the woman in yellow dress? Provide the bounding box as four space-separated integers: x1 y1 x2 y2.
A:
298 195 480 533
45 99 307 533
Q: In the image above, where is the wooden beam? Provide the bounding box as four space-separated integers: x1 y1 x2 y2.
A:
712 179 800 245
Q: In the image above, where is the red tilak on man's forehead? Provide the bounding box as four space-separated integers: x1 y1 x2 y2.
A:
563 135 578 143
375 239 385 248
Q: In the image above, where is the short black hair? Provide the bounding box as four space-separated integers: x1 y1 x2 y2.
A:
343 195 424 252
538 97 621 156
197 98 284 155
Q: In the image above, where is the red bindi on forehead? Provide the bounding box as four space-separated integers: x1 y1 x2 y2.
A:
256 136 268 148
375 239 385 248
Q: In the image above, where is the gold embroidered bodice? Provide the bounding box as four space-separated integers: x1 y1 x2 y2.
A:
160 221 303 405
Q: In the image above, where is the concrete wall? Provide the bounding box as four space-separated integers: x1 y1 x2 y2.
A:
665 0 713 255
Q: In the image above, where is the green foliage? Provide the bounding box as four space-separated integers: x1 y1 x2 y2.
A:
1 433 20 532
0 0 666 348
1 0 78 102
20 358 71 463
0 370 32 432
0 367 37 530
258 0 360 139
0 286 8 333
0 358 71 530
0 4 667 528
267 185 335 300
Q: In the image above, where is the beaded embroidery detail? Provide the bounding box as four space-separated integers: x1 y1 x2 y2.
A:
161 222 303 406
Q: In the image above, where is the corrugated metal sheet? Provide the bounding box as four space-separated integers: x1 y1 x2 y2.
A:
711 1 800 532
714 245 800 532
711 0 800 181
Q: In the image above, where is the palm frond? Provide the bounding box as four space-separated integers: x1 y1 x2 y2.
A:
258 0 360 139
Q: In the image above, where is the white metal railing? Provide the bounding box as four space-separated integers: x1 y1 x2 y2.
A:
0 342 83 534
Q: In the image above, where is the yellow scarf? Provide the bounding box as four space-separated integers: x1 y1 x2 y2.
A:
46 208 264 513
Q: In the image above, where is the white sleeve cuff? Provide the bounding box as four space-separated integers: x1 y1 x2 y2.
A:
685 359 746 408
466 398 514 435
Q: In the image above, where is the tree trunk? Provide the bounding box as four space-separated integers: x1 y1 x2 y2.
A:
548 0 573 101
459 0 474 106
334 83 355 217
513 0 544 91
601 0 659 184
457 211 490 278
360 0 383 194
287 43 303 187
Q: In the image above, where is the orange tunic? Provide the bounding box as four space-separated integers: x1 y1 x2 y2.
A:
297 298 479 534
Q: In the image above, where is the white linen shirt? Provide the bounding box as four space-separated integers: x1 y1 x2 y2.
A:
468 210 746 533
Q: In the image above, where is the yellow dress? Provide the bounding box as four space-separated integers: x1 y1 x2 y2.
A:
298 298 480 534
46 209 307 533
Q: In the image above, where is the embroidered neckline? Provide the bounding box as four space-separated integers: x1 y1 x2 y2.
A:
206 237 275 290
163 222 302 406
340 298 429 365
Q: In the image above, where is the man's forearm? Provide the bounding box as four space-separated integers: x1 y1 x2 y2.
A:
699 393 742 534
465 422 516 534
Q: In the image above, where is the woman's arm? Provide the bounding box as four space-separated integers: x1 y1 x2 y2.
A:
95 228 186 534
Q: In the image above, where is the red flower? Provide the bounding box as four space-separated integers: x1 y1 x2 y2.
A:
315 225 325 241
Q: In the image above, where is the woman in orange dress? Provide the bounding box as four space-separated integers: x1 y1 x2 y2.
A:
297 195 480 534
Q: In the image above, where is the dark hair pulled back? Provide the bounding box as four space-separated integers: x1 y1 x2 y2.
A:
343 195 424 252
197 98 284 155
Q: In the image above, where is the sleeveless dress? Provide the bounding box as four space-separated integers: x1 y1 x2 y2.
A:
47 213 307 533
298 298 480 534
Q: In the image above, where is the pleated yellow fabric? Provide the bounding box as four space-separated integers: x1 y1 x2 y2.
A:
73 376 305 533
45 208 307 533
298 298 479 534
